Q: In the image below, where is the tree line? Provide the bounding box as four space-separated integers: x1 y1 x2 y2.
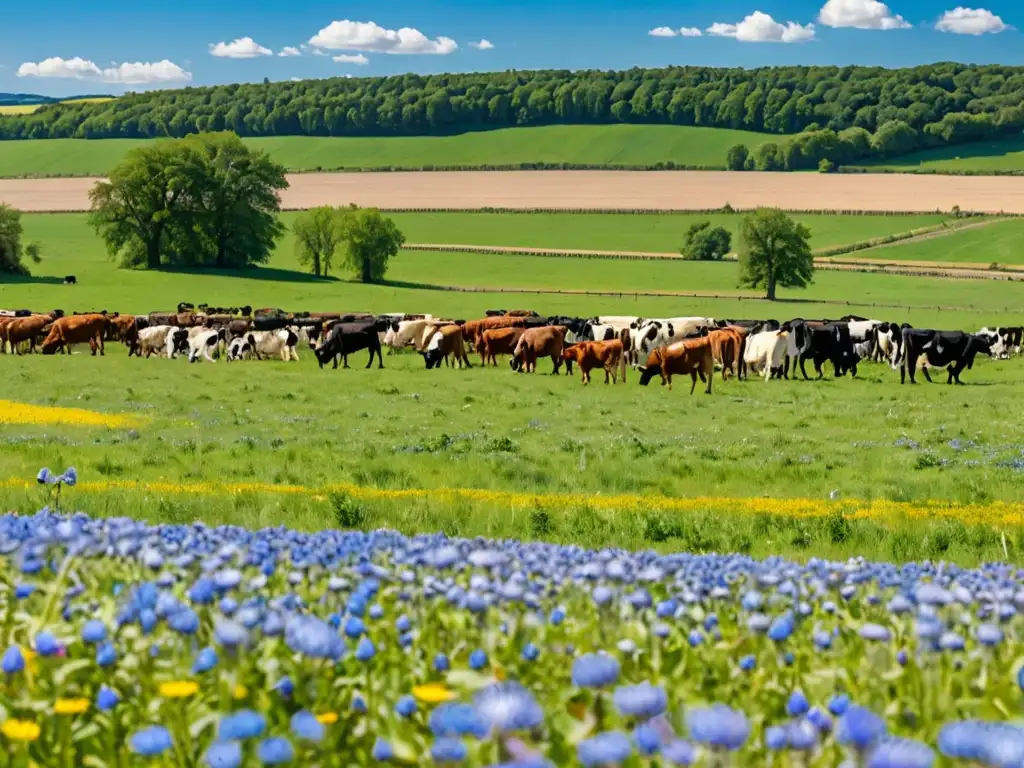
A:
2 64 1024 161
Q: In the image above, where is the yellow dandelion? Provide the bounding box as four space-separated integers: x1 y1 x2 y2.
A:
315 712 339 725
412 683 457 704
159 681 198 699
232 684 248 700
1 719 40 742
0 399 142 428
53 698 89 715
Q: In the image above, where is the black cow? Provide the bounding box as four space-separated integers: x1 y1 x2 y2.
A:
168 329 189 358
787 320 858 379
63 275 77 285
900 329 993 384
314 322 385 370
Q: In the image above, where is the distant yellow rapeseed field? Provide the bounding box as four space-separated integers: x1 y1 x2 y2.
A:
0 98 114 115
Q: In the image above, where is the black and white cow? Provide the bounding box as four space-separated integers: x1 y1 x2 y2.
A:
900 329 994 384
785 320 858 379
978 326 1019 359
314 322 385 370
187 328 226 363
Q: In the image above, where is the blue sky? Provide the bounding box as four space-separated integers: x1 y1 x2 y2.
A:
1 0 1021 96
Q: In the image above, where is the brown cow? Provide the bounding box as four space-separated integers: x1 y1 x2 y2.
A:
638 337 714 394
708 328 741 381
462 316 527 351
561 339 625 385
725 325 753 380
41 314 109 356
108 315 141 356
423 325 472 369
479 327 526 366
3 314 53 355
512 326 568 374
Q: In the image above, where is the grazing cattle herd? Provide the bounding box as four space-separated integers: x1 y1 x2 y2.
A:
1 303 1022 394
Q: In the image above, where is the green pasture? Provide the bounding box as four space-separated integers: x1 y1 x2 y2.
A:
9 212 1024 326
0 125 777 177
859 135 1024 174
854 218 1024 265
2 345 1023 565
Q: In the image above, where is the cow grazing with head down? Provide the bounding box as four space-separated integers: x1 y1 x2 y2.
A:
315 323 384 370
563 339 625 385
744 330 789 382
424 325 472 370
511 326 568 374
2 314 52 354
978 326 1018 359
40 314 109 356
900 329 994 384
638 337 713 394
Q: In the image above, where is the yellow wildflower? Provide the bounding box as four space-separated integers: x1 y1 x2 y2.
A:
315 712 339 725
233 684 248 700
159 681 198 699
0 399 142 428
413 683 457 704
53 698 88 715
1 719 40 741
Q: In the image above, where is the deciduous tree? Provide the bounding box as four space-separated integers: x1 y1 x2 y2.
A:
293 206 347 277
339 208 405 283
738 208 813 300
0 205 41 276
681 221 731 261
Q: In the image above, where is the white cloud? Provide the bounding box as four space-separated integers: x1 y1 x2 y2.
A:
310 19 457 55
209 37 273 58
278 46 301 57
818 0 910 29
707 11 816 42
333 53 369 65
936 7 1009 34
470 39 495 49
311 48 328 56
17 56 191 84
649 26 678 37
679 27 703 36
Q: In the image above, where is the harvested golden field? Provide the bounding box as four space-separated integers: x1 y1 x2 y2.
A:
4 170 1024 213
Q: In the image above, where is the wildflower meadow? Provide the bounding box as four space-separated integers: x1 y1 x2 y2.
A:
2 464 1024 767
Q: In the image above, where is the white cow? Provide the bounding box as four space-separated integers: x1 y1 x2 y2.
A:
744 330 789 382
243 329 301 361
137 325 176 358
188 329 225 363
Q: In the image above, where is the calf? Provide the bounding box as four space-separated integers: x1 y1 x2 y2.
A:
314 323 384 370
638 337 713 394
424 325 472 370
40 314 109 356
511 326 568 374
900 329 993 384
563 339 625 385
744 330 789 382
188 329 226 363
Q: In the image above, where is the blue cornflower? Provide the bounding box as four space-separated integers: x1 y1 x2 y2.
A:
129 726 173 756
168 609 200 635
431 738 466 763
768 613 795 642
257 737 294 765
96 642 117 667
787 719 818 750
205 741 243 768
355 637 376 662
578 732 632 767
37 467 55 485
61 467 78 487
352 694 367 713
662 740 695 766
97 685 120 712
35 631 60 656
837 706 887 751
372 738 394 761
81 619 107 644
687 630 703 648
765 726 787 750
859 623 891 642
469 649 488 670
429 703 487 738
214 619 248 647
573 654 620 688
787 690 810 717
738 655 756 672
396 695 417 718
193 647 218 674
14 584 34 600
867 738 935 768
218 710 267 741
434 653 450 672
634 723 662 755
344 616 366 638
828 694 850 716
2 646 24 674
808 706 833 733
937 721 987 761
813 629 833 650
396 615 411 632
613 682 667 719
285 616 344 660
592 586 614 607
274 677 294 697
522 642 539 661
290 711 325 743
976 624 1003 646
474 682 544 733
189 578 217 604
686 705 750 751
551 607 565 625
939 632 966 652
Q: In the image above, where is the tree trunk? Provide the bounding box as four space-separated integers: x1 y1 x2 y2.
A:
146 235 161 270
766 272 776 301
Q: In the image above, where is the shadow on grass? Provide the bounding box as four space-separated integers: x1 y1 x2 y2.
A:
1 275 67 286
153 266 340 284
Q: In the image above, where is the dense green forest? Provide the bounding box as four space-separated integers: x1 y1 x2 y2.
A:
2 64 1024 163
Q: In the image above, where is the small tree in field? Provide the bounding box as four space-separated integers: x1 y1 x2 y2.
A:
738 208 813 300
681 221 731 261
0 204 41 276
340 208 406 283
293 206 346 277
726 144 749 171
